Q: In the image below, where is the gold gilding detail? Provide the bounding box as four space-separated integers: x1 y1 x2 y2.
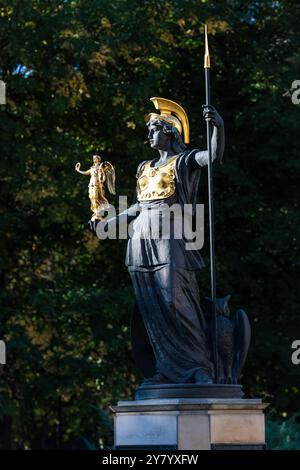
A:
75 155 116 221
137 155 178 201
204 24 211 69
146 97 190 144
147 113 182 135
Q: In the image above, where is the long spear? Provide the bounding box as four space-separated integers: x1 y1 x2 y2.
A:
204 24 219 383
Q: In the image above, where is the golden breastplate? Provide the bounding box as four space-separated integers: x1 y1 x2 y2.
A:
136 155 177 201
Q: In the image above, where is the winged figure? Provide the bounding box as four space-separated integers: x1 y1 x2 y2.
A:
75 155 115 220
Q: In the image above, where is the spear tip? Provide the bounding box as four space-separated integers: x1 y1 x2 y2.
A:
204 23 211 68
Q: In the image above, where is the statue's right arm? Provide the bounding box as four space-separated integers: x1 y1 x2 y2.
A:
109 202 140 228
88 202 140 235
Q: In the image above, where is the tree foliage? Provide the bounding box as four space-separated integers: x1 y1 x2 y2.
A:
0 0 299 449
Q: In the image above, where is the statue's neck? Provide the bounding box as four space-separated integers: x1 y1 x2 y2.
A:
155 149 177 165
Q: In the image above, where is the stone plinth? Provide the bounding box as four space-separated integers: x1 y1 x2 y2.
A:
111 398 268 450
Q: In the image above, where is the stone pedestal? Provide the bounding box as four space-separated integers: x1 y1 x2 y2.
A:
111 398 268 450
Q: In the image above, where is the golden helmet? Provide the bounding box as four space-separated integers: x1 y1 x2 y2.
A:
146 97 190 144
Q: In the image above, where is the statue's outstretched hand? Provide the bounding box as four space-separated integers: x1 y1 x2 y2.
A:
88 219 99 234
88 218 109 236
202 105 224 129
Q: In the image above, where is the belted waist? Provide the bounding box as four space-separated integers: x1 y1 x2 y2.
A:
139 194 178 211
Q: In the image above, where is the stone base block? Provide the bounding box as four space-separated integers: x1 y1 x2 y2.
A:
111 398 268 450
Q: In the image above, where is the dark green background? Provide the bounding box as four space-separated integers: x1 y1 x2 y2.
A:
0 0 299 449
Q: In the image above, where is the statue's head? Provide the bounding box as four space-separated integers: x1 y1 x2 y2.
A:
146 97 189 154
147 118 186 154
93 155 101 164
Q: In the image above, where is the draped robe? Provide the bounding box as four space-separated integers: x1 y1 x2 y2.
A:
124 149 214 383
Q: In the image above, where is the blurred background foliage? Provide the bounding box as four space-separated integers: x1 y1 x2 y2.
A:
0 0 299 449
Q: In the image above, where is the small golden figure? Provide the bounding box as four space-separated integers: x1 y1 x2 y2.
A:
75 155 115 221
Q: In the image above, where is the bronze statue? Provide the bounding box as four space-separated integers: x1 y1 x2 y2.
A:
127 97 224 386
91 98 224 383
87 25 251 398
89 96 251 396
75 155 115 221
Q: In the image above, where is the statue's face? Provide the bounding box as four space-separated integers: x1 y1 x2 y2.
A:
147 120 171 151
93 155 101 164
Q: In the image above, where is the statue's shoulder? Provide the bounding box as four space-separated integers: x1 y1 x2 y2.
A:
176 149 199 166
136 159 151 178
178 149 199 158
